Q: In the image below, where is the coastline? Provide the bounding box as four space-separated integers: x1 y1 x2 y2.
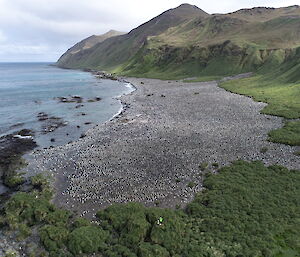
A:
109 81 137 121
22 75 299 219
0 68 135 197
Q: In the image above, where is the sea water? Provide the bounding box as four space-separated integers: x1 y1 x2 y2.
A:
0 62 134 148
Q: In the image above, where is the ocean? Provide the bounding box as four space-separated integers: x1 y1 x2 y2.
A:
0 62 134 148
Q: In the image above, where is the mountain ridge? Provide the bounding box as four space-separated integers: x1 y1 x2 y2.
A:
57 30 125 66
57 3 209 69
56 4 300 81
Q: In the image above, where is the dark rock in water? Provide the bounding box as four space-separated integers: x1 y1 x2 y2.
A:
56 95 83 103
75 104 84 109
84 122 92 125
50 138 55 142
41 120 67 134
49 116 60 120
0 131 37 188
93 71 118 80
77 125 80 128
80 134 86 138
18 129 34 137
37 112 48 121
37 113 67 134
87 97 102 102
56 96 68 102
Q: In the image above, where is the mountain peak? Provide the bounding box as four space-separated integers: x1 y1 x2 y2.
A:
177 3 199 9
171 3 208 15
161 3 209 20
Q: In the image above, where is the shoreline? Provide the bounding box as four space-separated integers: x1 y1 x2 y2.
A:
0 68 136 197
22 75 299 219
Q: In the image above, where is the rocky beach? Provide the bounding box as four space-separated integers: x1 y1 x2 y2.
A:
23 75 300 219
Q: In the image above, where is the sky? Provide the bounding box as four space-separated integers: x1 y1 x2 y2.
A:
0 0 299 62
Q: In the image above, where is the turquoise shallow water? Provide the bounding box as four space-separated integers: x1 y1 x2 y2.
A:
0 62 134 148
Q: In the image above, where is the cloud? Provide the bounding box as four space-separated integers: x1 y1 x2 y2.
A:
0 0 299 62
0 30 6 42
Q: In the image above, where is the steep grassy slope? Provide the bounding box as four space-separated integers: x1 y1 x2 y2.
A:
57 4 209 70
57 5 300 80
117 5 300 79
221 48 300 119
57 30 125 66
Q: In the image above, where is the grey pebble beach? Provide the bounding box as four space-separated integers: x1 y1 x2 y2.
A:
24 76 300 218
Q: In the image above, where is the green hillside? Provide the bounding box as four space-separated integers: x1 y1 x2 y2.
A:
57 4 208 70
57 30 126 66
57 5 300 79
117 8 300 78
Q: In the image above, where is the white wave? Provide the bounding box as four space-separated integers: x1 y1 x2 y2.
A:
14 135 33 140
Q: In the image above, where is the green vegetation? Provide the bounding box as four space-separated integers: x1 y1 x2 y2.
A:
220 75 300 119
40 5 300 256
186 160 300 257
212 162 219 168
268 121 300 146
4 173 25 188
1 155 27 189
30 173 49 188
187 181 196 188
199 162 209 171
39 225 69 254
57 4 300 82
68 226 108 255
57 4 208 71
1 161 299 256
260 146 269 153
4 250 18 257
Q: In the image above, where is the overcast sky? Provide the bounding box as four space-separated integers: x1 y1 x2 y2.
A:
0 0 298 62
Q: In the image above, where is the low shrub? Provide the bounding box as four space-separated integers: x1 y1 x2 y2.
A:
4 174 25 188
39 225 69 253
67 226 108 255
138 243 170 257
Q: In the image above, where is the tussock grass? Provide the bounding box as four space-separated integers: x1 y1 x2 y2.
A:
268 121 300 146
1 161 299 256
